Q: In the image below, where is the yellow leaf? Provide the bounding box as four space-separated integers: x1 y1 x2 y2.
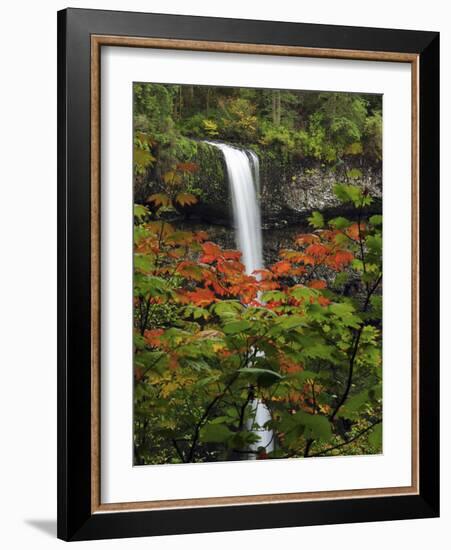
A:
147 193 172 208
161 382 178 398
163 171 182 185
175 193 198 207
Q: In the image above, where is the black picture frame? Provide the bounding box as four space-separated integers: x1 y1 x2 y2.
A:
57 7 439 541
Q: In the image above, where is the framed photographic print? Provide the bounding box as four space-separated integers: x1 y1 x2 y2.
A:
57 8 439 541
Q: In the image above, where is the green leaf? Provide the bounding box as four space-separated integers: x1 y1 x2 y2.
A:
261 290 287 303
134 254 153 273
293 411 333 441
369 214 383 226
275 315 308 331
340 390 369 419
134 275 170 298
199 423 233 443
238 367 284 379
290 370 320 381
223 320 252 335
366 234 382 255
134 204 149 220
212 301 243 317
290 286 317 301
347 168 362 179
308 211 324 229
329 216 351 230
329 302 361 328
333 183 364 206
368 423 382 449
333 271 350 287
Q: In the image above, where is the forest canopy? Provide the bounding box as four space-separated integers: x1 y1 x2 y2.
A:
134 83 382 174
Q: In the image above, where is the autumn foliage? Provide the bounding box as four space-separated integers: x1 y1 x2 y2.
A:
133 179 382 465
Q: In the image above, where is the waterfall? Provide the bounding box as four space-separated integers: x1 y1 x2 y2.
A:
206 142 274 457
207 143 263 276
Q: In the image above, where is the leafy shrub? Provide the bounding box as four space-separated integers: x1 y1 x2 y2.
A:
133 185 383 464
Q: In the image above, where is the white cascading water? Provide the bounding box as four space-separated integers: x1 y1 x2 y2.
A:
206 142 274 457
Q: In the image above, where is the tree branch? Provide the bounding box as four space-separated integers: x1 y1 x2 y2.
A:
187 372 240 462
308 419 382 457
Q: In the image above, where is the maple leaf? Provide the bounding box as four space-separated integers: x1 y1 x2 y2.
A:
280 250 308 263
346 222 365 241
144 328 164 347
162 171 182 185
217 259 245 275
203 272 228 296
146 221 174 238
318 229 339 242
327 250 354 270
252 268 274 280
147 193 172 208
175 192 198 207
176 261 204 282
295 234 320 246
223 250 242 261
271 260 292 275
258 280 280 291
185 288 217 306
305 243 329 258
318 295 331 307
308 279 327 289
200 241 222 264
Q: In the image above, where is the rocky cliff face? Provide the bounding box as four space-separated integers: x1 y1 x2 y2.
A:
138 141 382 227
259 156 382 226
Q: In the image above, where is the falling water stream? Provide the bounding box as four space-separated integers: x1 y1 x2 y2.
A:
206 142 274 457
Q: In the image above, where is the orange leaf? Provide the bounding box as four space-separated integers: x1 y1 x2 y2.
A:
271 260 292 275
147 193 172 207
185 288 216 306
223 250 242 261
295 234 320 246
252 268 274 280
200 241 222 264
168 354 179 371
217 259 245 275
194 230 209 242
175 192 198 207
176 261 204 281
144 328 164 347
308 279 327 289
318 295 331 307
346 223 365 241
305 243 329 258
327 250 354 270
